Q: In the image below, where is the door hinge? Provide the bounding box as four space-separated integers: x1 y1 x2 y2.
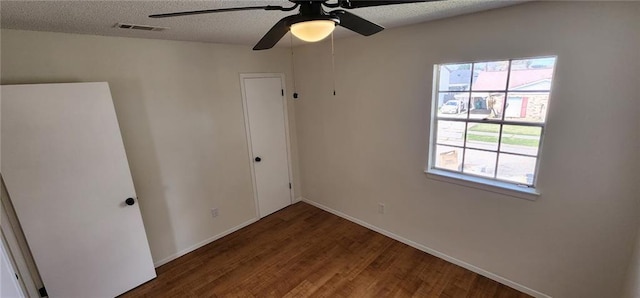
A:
289 183 292 189
281 89 284 96
39 286 48 297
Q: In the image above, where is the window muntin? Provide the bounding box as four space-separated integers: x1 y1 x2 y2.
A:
430 57 556 188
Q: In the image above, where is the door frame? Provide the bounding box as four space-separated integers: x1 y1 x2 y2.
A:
1 177 42 298
1 233 26 298
239 73 294 218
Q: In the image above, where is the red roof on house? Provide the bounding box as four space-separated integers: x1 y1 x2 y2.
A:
472 68 553 90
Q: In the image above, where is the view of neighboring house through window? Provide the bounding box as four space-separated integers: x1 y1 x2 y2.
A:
429 56 557 188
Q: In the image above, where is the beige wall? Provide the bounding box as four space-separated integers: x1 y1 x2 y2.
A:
0 29 301 265
293 2 640 297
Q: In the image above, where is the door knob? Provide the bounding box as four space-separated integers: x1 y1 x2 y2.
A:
255 157 262 162
125 198 135 206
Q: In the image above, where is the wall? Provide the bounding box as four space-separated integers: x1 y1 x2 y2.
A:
293 2 640 297
0 29 301 265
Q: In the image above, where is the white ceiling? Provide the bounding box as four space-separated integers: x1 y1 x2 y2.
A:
0 0 526 48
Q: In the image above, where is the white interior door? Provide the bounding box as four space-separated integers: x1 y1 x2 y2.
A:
242 75 292 218
1 82 156 297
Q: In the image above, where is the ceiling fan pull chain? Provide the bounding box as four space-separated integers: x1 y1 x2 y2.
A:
331 31 336 96
290 34 299 99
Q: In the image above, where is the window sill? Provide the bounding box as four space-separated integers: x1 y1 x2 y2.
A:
425 169 540 201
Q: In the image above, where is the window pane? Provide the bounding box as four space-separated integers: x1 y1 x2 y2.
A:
504 92 549 123
500 125 541 156
439 64 472 92
497 153 537 185
437 93 469 119
509 57 556 90
471 60 509 91
463 149 496 178
466 123 499 151
434 145 462 172
469 92 505 120
436 121 466 147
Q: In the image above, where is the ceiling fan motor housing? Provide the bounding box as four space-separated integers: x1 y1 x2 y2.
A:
290 1 340 27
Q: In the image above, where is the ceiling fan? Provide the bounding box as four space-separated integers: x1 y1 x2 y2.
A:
150 0 432 50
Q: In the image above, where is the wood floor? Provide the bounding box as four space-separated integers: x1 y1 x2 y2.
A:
121 202 530 298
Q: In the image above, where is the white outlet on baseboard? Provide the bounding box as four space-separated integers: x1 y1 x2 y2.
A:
211 208 219 218
377 203 385 214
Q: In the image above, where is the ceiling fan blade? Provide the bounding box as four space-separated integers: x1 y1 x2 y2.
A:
339 0 430 9
149 5 287 18
333 10 384 36
253 16 296 51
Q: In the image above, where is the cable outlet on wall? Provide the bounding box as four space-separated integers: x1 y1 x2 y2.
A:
211 208 219 218
377 203 385 214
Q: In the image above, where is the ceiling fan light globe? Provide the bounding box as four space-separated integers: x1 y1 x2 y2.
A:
290 20 335 42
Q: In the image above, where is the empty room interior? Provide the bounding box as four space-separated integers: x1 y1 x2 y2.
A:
1 1 639 297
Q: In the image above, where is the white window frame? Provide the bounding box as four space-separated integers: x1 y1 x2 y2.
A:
426 56 557 200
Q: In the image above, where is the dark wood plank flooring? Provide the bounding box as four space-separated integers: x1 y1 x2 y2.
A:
121 202 530 297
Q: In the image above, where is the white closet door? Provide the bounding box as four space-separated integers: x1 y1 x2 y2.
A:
1 82 156 297
242 76 292 217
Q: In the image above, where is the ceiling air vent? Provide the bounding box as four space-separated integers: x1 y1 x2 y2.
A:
115 23 168 32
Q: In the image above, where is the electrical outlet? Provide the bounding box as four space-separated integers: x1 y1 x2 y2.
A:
378 203 385 214
211 208 219 218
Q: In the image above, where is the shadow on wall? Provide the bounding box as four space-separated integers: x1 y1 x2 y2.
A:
107 78 178 263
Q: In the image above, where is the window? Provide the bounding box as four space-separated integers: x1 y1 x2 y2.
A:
427 56 557 196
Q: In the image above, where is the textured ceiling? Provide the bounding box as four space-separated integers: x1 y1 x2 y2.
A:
0 0 526 48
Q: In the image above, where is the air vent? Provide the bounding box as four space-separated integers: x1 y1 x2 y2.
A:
115 23 168 32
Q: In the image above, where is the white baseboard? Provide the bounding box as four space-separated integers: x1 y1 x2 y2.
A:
301 198 550 298
153 217 258 268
